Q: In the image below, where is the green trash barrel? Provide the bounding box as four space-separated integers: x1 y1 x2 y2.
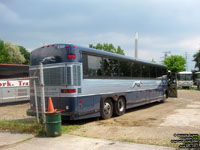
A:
45 112 62 137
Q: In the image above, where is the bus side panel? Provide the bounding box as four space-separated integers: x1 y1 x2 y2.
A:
75 95 101 120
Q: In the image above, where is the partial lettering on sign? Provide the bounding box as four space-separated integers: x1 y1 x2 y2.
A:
0 79 29 87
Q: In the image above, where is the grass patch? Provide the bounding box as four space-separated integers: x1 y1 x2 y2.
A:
0 120 45 136
0 120 82 136
62 124 81 134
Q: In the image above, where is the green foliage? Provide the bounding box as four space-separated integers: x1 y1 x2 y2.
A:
19 46 30 64
5 41 25 64
163 55 186 72
0 40 11 63
151 59 156 63
193 49 200 71
89 43 125 55
0 39 30 64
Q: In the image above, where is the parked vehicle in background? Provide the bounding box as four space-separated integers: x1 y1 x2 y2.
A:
0 64 30 104
177 72 193 88
194 72 200 89
27 44 170 120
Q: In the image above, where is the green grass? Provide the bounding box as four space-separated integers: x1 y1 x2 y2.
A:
0 120 45 135
0 120 82 136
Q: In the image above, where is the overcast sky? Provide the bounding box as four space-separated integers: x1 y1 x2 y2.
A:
1 0 200 71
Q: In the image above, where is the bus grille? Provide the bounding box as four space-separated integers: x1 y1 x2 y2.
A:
30 64 81 87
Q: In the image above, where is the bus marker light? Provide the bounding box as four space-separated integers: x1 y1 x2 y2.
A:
46 45 49 47
51 44 55 47
41 46 45 48
80 100 83 103
113 95 117 98
61 89 76 93
66 106 69 110
72 45 76 48
65 45 70 48
67 54 76 59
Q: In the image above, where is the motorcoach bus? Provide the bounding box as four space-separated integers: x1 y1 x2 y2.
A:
27 44 168 120
177 71 193 88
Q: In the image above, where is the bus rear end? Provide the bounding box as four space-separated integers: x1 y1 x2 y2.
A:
27 44 82 120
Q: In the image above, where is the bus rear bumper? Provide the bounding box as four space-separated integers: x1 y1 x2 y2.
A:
26 109 76 120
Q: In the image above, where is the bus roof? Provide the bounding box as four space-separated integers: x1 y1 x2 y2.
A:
32 44 167 68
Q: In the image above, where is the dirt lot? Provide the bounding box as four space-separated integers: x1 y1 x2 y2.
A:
0 90 200 146
70 90 200 146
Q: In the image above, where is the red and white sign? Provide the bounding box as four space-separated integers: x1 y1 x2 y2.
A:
0 79 29 87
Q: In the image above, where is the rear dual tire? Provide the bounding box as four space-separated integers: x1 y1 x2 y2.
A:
100 97 126 119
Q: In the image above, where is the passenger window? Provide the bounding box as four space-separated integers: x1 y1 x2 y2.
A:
150 66 156 78
88 55 103 77
119 60 131 77
132 63 141 77
141 64 150 78
103 58 119 77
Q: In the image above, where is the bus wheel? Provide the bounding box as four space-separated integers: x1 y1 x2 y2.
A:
114 97 125 116
101 98 113 119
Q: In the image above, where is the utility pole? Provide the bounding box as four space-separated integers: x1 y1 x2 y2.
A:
161 51 171 62
185 52 188 71
135 32 138 59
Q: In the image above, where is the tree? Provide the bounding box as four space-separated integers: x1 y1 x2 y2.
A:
193 49 200 71
18 46 30 64
163 55 186 72
0 40 11 63
89 43 125 55
5 42 25 64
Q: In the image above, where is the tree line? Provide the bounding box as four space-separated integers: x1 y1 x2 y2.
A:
0 39 200 72
0 40 30 64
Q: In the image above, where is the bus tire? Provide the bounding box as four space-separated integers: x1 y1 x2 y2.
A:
114 97 126 116
100 98 113 119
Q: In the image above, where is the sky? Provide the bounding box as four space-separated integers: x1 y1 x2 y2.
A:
1 0 200 71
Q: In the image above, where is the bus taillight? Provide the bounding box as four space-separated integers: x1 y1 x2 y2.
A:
67 54 76 59
61 89 76 93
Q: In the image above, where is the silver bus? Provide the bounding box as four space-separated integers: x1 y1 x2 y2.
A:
27 44 169 120
177 71 193 88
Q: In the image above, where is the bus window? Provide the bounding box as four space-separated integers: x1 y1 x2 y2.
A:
141 64 150 78
132 62 141 77
82 53 88 77
119 60 131 77
88 55 103 77
103 58 119 77
150 66 156 78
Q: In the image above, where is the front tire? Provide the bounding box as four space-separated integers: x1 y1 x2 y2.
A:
100 98 113 119
114 97 126 116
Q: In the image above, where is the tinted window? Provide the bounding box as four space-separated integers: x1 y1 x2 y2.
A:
141 64 150 78
82 54 88 77
103 58 119 77
88 55 103 77
119 60 131 77
156 67 162 78
150 66 156 78
132 63 141 77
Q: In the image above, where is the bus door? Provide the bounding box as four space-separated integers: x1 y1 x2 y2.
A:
168 72 178 98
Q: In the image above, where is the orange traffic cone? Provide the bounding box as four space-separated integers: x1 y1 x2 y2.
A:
48 97 55 113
